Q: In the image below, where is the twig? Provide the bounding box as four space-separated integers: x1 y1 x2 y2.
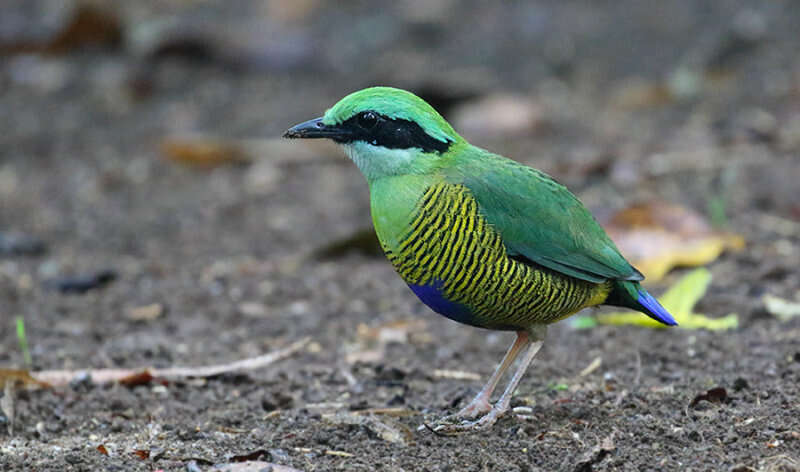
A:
31 337 310 387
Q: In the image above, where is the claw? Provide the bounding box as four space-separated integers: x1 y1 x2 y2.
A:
430 407 507 435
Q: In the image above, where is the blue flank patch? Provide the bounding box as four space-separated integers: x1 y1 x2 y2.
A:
637 290 678 326
407 280 478 327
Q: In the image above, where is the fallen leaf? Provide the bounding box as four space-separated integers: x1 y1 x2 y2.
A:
356 319 428 344
610 77 674 109
160 136 251 168
0 4 122 55
572 268 739 330
126 303 165 322
132 449 150 460
450 94 544 137
0 369 51 389
763 294 800 321
118 371 158 387
96 444 109 456
689 387 729 408
602 202 745 281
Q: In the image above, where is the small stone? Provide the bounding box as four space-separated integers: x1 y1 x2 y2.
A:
238 301 268 318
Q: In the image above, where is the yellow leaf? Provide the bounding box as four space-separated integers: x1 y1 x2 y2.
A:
603 202 745 281
578 268 738 330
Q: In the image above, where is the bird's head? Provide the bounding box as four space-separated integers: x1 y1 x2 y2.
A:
283 87 463 180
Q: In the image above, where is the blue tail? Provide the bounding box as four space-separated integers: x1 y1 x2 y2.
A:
607 281 678 326
636 289 678 326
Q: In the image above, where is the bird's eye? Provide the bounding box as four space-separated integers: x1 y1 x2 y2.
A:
357 111 379 130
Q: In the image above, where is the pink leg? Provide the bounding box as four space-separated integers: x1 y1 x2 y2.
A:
450 331 530 419
434 326 547 434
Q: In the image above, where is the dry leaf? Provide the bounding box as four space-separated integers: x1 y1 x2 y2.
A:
689 387 728 408
450 94 543 137
356 319 428 344
763 294 800 321
132 449 150 460
0 369 51 389
0 4 122 55
160 136 251 168
603 201 745 281
126 303 165 322
610 78 674 109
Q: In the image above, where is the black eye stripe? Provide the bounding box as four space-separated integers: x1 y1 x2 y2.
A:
333 112 451 154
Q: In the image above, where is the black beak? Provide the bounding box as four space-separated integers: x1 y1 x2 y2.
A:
283 117 348 140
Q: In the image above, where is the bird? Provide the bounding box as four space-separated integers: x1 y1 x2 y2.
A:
283 86 677 433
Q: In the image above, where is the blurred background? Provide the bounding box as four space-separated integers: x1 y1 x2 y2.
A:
1 0 799 470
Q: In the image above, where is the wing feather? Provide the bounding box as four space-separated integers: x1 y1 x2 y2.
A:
447 150 643 284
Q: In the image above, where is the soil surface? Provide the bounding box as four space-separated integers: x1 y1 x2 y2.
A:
1 1 800 471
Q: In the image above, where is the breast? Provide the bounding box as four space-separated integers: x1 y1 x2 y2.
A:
380 182 607 330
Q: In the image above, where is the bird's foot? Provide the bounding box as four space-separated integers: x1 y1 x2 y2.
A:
446 396 494 422
417 395 493 432
428 405 508 435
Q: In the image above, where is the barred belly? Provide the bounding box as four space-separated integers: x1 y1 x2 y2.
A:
383 183 610 330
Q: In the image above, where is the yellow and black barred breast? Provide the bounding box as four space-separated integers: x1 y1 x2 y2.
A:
383 183 610 330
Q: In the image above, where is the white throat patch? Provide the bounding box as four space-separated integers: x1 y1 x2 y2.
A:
342 141 418 180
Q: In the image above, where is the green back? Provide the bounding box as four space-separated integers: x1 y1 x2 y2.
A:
443 148 643 284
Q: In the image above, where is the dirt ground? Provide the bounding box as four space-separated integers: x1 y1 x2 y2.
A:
1 1 800 471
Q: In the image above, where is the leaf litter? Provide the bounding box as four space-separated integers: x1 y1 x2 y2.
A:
602 201 745 281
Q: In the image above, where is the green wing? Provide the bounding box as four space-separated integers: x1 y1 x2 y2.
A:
448 149 643 284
